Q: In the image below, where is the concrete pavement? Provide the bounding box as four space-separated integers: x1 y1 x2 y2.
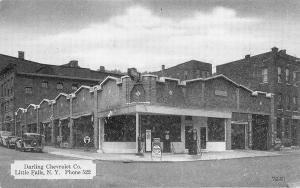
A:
44 146 287 162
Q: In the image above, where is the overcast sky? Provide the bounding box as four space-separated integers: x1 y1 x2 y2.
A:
0 0 299 72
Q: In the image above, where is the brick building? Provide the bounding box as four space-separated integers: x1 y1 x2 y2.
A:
216 47 300 146
16 72 273 153
0 51 122 132
152 60 212 80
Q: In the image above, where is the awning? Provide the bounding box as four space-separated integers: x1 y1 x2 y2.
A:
98 104 232 118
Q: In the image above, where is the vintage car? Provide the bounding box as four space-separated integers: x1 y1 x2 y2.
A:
0 131 12 146
6 136 19 149
15 133 44 152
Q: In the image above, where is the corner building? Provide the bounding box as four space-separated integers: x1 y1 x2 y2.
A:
17 73 273 153
217 47 300 147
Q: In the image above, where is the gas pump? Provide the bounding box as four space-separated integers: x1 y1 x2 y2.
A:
188 128 198 155
164 130 170 152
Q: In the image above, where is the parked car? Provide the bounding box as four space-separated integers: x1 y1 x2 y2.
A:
0 131 12 146
15 133 44 152
6 136 19 149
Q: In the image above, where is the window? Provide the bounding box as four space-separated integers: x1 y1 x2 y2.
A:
196 70 200 78
278 67 282 83
56 82 63 90
72 84 78 90
25 87 32 94
285 119 290 138
184 71 188 80
286 96 291 110
285 68 290 82
293 72 297 82
208 118 225 142
262 68 268 83
185 116 192 121
277 93 283 109
104 116 136 142
293 96 298 111
41 81 48 88
276 118 282 139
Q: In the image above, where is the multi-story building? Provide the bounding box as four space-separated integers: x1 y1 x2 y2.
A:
216 47 300 147
152 60 212 80
0 51 123 132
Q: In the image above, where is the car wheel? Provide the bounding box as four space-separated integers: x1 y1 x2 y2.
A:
21 144 25 152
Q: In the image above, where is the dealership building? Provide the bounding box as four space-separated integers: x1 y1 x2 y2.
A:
15 72 274 153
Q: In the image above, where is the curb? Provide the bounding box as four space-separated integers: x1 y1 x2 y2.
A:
46 150 287 163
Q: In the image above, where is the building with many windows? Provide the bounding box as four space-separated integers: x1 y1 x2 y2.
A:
216 47 300 146
15 72 274 153
0 51 123 132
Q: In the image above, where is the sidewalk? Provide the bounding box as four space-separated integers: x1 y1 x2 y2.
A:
44 146 285 162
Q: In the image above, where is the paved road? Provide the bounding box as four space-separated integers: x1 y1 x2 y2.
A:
0 146 300 188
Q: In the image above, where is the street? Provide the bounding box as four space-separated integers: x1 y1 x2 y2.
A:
0 146 300 188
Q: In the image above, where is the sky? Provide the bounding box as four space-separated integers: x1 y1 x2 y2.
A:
0 0 299 72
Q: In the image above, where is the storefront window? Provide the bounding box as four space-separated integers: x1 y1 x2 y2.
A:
141 115 181 142
207 118 225 142
104 115 136 142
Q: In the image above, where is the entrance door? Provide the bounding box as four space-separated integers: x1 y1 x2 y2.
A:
185 126 193 149
200 127 206 149
252 115 268 150
291 122 297 146
231 124 245 149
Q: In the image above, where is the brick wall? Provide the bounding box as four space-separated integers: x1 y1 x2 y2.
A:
72 88 94 115
53 96 70 119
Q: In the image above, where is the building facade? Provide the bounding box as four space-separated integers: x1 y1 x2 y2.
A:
216 47 300 147
0 51 122 132
16 73 273 153
152 60 212 80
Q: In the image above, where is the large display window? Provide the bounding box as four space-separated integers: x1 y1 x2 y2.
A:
104 115 136 142
141 115 181 142
207 117 225 142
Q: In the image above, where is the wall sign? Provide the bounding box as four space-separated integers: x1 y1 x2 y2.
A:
215 90 228 97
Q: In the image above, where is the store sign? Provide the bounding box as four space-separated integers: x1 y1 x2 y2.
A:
145 130 152 152
215 90 228 97
152 138 162 160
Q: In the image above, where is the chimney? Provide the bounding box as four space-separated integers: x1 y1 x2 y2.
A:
69 60 78 67
18 51 25 60
99 66 105 72
271 47 278 53
245 54 250 59
280 49 286 54
162 65 165 71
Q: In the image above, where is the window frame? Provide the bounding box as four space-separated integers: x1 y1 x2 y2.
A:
277 67 282 83
41 81 48 88
285 68 290 83
25 86 33 94
262 68 268 83
56 82 64 90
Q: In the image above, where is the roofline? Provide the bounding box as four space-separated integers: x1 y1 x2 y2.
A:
15 108 27 115
54 93 69 101
38 99 53 106
0 54 124 77
184 74 272 98
17 72 101 82
73 85 92 95
26 104 39 110
152 59 212 74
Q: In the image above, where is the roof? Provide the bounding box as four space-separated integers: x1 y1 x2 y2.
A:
217 47 300 68
0 53 123 80
151 59 212 76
